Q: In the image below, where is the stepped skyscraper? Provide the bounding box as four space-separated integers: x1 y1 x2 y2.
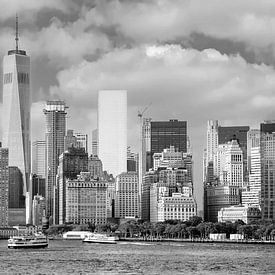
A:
2 16 31 223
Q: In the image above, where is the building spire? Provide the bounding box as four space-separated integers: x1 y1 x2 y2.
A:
15 14 19 52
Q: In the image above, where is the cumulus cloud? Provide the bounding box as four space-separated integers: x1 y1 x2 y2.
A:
0 0 76 22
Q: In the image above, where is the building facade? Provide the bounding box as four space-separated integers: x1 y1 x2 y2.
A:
66 172 107 225
58 147 88 224
44 101 67 222
88 155 103 179
115 172 139 218
92 129 98 156
32 195 46 227
204 184 241 222
260 121 275 220
218 205 261 224
0 147 9 227
32 141 46 178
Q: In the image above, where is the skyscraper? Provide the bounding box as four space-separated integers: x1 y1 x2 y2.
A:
98 90 127 176
150 120 187 157
92 129 98 155
32 140 46 178
2 17 31 223
44 101 67 222
260 121 275 220
204 120 219 181
0 147 9 227
58 147 88 224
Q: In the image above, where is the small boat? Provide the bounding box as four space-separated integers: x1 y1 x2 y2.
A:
8 234 48 249
83 233 119 244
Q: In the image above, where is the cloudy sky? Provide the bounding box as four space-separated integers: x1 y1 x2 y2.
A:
1 0 275 210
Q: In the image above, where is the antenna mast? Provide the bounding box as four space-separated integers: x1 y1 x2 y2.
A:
15 14 19 52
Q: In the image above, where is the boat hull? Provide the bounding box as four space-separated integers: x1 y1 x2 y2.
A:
8 243 48 249
83 239 117 244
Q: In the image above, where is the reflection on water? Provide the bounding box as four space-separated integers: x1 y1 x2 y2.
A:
0 240 274 274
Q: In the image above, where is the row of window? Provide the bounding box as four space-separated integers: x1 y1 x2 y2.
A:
3 72 29 84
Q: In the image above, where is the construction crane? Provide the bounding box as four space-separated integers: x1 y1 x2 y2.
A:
138 102 152 120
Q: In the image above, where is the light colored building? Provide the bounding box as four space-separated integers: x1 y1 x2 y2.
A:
260 121 275 220
64 130 77 150
44 101 67 222
32 141 46 178
153 146 185 170
219 139 243 187
92 129 98 156
115 172 139 219
2 23 31 223
98 90 127 177
204 120 219 180
66 172 107 225
157 193 197 222
75 132 88 153
32 195 46 227
107 180 116 218
247 129 260 173
218 205 261 224
0 147 9 227
242 184 261 208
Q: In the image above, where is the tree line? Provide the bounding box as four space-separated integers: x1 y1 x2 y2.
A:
46 216 275 240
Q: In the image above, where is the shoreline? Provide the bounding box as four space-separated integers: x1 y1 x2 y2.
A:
119 237 275 245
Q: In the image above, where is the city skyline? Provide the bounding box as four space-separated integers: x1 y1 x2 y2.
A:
0 1 275 211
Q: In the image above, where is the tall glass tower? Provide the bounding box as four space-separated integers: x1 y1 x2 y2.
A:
2 16 31 223
98 90 127 177
44 101 67 223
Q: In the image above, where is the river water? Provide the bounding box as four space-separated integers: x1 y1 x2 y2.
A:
0 240 274 274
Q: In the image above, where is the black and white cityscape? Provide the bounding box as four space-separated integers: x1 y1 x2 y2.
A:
0 1 274 274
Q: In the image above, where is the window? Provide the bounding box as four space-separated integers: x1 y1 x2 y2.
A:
18 72 29 84
3 73 12 84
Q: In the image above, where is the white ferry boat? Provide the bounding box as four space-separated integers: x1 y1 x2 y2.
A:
83 233 119 244
62 231 91 240
8 234 48 249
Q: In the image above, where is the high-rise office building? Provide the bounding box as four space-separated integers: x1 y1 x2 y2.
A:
58 147 88 224
98 90 127 176
2 18 31 223
220 139 244 187
75 132 88 153
150 120 187 159
115 172 139 218
92 129 98 156
32 195 46 227
204 120 219 181
260 121 275 220
8 167 24 208
66 172 107 225
44 101 67 222
32 141 46 178
0 147 9 227
64 130 77 150
31 174 46 199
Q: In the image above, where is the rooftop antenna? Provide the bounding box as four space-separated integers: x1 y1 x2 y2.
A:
15 14 19 52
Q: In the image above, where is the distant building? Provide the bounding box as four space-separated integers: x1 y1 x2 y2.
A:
115 172 139 219
32 195 46 227
260 121 275 220
218 205 261 224
88 155 103 179
75 132 88 153
98 90 127 177
150 183 196 223
9 167 24 208
31 174 46 199
66 172 107 225
107 180 116 218
204 184 241 222
92 129 98 156
44 101 67 222
32 141 46 178
64 130 77 150
241 184 261 208
2 31 31 224
0 147 9 227
58 147 88 224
